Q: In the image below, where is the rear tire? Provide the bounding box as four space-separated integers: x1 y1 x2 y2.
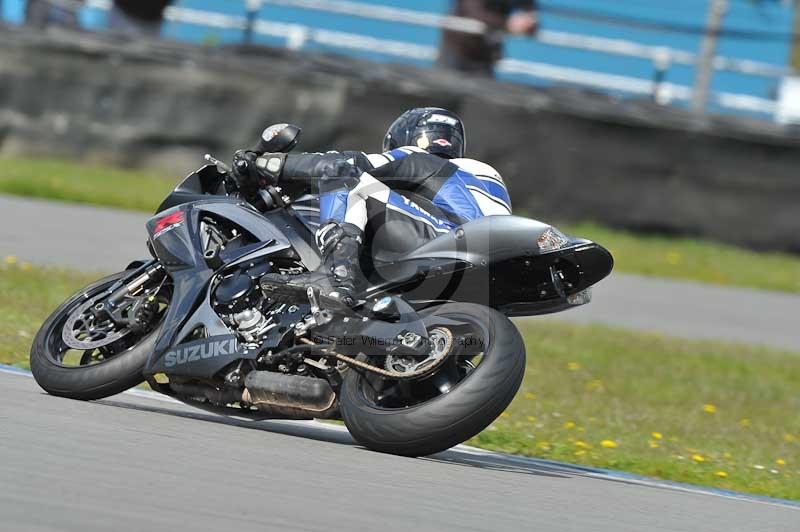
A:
340 302 526 457
30 272 164 401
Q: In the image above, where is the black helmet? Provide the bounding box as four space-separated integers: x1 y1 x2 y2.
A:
382 108 466 159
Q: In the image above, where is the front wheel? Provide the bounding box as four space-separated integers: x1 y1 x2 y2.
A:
30 269 170 401
340 302 526 457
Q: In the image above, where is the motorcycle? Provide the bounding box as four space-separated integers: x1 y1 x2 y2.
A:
30 124 613 457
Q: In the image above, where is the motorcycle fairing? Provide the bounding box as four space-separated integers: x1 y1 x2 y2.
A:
156 164 227 214
368 216 614 315
142 198 612 380
149 334 241 376
143 199 302 378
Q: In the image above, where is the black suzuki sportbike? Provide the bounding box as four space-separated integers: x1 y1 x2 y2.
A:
30 125 613 457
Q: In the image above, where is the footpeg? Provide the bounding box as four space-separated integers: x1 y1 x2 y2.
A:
307 286 320 315
307 287 333 327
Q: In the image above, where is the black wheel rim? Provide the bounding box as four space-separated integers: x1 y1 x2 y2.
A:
357 312 489 411
44 275 171 369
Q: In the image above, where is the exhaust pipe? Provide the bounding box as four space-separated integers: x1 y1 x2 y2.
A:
243 371 338 419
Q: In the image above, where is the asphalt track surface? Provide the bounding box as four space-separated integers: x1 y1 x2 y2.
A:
2 195 798 351
1 369 797 532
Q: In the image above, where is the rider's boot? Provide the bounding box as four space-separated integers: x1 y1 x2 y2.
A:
260 222 367 306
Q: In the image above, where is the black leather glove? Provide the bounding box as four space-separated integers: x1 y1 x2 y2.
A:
232 150 287 197
232 150 258 187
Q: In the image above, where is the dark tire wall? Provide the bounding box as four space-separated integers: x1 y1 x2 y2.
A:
30 272 162 401
340 302 526 457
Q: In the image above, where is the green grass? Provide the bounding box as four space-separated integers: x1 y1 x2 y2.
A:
1 262 798 499
0 260 98 369
0 156 176 212
562 222 800 294
2 156 800 293
471 319 800 501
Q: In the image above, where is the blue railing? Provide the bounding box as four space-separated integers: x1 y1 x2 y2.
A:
1 0 794 120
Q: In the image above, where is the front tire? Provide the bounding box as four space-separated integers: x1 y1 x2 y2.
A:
340 302 526 457
30 271 166 401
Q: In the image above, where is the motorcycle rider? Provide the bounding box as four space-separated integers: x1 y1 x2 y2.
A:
233 108 512 304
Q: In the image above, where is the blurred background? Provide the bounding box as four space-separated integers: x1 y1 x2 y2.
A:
3 1 799 118
0 0 799 253
1 1 799 503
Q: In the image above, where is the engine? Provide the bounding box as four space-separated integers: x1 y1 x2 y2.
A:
231 308 273 345
212 264 305 345
199 215 321 378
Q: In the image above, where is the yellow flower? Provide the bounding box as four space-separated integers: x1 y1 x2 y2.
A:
648 440 660 449
575 440 591 449
526 416 536 422
739 418 752 428
784 433 796 442
651 432 663 440
537 441 552 451
776 459 786 466
665 251 682 265
574 450 587 457
702 404 717 414
692 454 706 463
524 391 536 400
715 471 728 478
585 379 603 392
600 440 618 449
500 412 510 418
4 255 17 265
20 262 32 271
563 421 576 429
567 362 581 371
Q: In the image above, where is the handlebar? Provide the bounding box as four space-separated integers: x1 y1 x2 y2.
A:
204 153 232 174
203 152 287 212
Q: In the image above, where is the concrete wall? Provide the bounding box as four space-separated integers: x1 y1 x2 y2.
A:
1 28 799 252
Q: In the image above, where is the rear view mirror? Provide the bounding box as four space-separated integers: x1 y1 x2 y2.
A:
253 123 302 154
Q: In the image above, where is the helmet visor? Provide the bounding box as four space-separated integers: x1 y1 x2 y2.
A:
411 124 465 159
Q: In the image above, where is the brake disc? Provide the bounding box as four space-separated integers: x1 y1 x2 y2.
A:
61 294 131 350
384 327 454 376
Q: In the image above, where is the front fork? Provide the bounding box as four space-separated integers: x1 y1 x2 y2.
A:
91 261 166 324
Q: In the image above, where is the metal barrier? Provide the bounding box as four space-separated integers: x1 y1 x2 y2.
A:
83 0 786 117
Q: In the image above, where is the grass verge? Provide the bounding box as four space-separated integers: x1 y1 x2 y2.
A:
0 156 176 212
2 156 799 293
563 222 800 294
471 319 800 500
2 261 798 500
0 260 98 369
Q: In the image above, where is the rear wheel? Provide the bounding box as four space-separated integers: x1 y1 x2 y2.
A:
30 269 170 400
340 302 525 457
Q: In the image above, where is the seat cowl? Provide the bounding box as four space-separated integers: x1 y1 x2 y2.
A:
394 215 552 265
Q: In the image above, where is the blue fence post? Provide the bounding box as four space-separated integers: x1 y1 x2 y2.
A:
651 48 672 104
244 0 263 45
